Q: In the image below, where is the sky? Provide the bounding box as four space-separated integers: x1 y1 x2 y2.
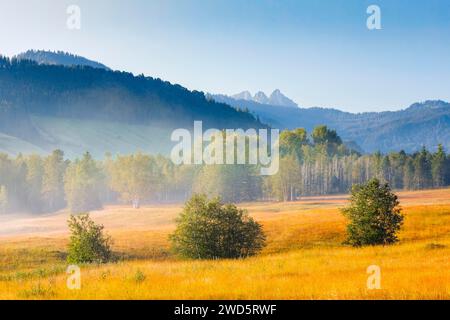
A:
0 0 449 112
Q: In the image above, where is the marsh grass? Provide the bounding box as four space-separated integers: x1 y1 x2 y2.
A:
0 188 449 299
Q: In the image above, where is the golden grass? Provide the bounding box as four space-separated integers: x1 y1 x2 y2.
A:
0 188 449 300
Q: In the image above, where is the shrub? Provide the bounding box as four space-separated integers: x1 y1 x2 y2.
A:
134 270 146 283
341 178 404 246
67 214 113 264
170 195 266 259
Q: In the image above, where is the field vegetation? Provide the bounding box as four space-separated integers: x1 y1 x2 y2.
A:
0 188 448 299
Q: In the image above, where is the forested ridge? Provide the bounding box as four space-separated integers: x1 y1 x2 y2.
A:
0 126 448 214
0 56 263 145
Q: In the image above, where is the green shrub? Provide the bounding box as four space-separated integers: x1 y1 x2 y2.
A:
170 195 266 259
134 270 146 283
67 214 113 264
341 178 404 246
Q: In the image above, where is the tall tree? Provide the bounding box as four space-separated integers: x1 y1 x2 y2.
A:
108 153 157 208
280 128 309 158
0 185 8 214
413 147 432 189
431 144 447 187
42 150 67 212
64 152 103 213
24 154 44 213
311 125 343 155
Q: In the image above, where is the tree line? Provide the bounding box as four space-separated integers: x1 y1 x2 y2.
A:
0 126 449 214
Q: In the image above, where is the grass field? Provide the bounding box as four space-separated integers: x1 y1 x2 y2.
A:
0 189 449 300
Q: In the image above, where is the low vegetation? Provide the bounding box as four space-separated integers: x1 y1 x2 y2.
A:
0 188 448 299
170 195 266 259
67 214 113 264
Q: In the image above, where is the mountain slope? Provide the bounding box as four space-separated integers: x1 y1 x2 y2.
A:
16 50 110 70
211 94 450 153
0 56 263 157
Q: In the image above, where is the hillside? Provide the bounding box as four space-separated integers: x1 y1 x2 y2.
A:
211 94 450 153
0 56 262 157
15 50 110 70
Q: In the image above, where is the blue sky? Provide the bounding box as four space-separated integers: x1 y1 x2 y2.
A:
0 0 449 112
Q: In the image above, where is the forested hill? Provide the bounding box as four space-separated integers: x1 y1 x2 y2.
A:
211 94 450 153
0 56 262 157
15 50 111 70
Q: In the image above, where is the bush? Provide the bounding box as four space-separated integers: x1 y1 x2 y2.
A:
67 214 113 264
134 270 146 283
341 178 404 246
170 195 266 259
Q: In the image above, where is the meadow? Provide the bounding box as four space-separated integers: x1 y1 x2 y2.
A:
0 189 449 300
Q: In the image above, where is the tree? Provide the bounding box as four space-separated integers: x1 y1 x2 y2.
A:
413 147 432 189
0 186 8 214
269 154 301 201
192 165 260 203
447 154 450 185
311 125 343 155
64 152 103 213
67 214 113 264
388 151 407 189
170 195 266 259
42 150 67 212
280 128 308 158
431 144 446 187
24 154 44 213
403 158 415 190
341 178 404 246
108 153 158 208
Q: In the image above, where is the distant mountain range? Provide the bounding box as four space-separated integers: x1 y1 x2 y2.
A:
1 50 448 156
231 90 298 108
15 50 110 70
0 52 262 157
210 94 450 153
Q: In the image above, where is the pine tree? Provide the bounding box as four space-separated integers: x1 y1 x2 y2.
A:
413 147 432 189
431 144 446 187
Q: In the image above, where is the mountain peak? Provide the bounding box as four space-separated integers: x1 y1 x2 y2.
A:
229 90 298 108
269 89 298 108
15 50 110 70
254 91 270 105
232 91 253 101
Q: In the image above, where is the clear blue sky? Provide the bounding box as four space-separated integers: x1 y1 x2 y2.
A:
1 0 449 112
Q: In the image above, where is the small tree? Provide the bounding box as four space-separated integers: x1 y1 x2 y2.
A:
341 178 404 246
67 214 113 264
170 195 266 259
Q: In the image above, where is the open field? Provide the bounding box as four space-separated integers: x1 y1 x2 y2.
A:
0 188 449 299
